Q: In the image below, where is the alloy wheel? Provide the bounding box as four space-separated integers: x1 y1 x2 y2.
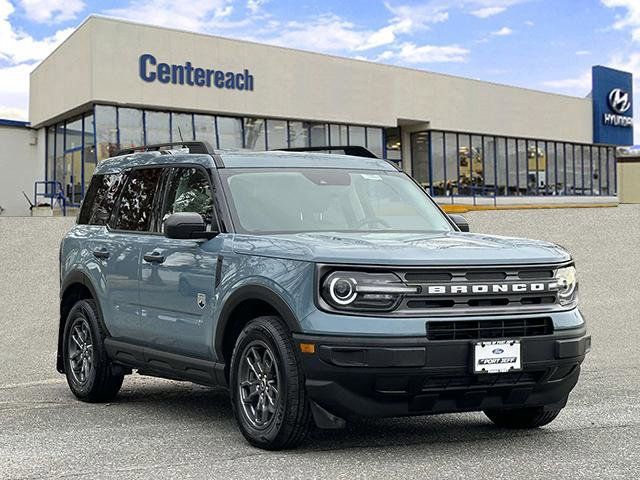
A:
237 340 281 429
68 317 94 385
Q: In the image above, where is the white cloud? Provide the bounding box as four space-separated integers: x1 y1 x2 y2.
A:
491 26 513 36
0 0 77 120
105 0 236 32
470 6 506 17
575 50 591 56
541 71 592 92
380 42 470 64
0 105 27 120
247 0 266 14
524 20 534 26
0 1 74 63
18 0 85 24
601 0 640 41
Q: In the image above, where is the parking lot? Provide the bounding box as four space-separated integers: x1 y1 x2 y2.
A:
1 206 639 479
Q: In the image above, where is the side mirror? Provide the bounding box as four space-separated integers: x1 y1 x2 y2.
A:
164 212 218 240
448 214 470 232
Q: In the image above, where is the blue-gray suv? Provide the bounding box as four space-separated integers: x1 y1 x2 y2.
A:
58 142 590 450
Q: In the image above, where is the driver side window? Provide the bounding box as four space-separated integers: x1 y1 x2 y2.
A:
162 167 215 231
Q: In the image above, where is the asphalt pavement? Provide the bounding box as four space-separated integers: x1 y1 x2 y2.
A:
1 206 639 479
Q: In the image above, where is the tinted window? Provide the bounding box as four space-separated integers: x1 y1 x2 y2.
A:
114 168 163 232
78 174 122 225
162 167 214 231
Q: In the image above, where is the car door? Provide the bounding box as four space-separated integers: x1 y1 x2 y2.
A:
76 171 140 342
105 166 166 343
138 165 222 358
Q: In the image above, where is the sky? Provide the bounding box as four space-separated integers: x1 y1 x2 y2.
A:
0 0 639 140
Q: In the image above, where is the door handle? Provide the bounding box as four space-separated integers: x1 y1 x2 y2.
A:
143 252 165 264
92 248 110 259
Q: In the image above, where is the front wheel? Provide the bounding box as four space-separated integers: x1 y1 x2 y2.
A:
63 299 124 402
229 316 311 450
484 406 563 429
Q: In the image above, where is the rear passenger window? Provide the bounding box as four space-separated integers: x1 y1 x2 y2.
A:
162 167 215 231
113 168 164 232
78 174 122 225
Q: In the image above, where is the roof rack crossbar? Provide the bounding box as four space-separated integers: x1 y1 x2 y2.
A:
272 145 378 159
116 141 215 157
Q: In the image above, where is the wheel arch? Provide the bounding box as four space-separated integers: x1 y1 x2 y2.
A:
215 285 300 372
57 271 106 373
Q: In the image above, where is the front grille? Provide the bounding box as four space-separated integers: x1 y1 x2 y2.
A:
394 265 562 315
426 317 553 340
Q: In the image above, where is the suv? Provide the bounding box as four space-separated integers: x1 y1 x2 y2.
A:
58 142 590 450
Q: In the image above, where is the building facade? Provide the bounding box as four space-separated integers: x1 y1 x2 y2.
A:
1 15 634 215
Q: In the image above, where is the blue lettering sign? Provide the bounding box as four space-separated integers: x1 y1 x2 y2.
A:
138 53 254 92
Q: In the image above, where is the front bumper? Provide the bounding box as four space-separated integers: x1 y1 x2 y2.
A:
294 325 590 420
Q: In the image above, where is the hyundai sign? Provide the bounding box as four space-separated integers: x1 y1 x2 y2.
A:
592 65 633 145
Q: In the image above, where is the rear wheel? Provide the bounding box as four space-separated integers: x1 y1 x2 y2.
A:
484 406 563 428
230 316 311 450
63 299 123 402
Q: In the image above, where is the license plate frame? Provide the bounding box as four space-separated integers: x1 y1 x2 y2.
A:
473 340 522 374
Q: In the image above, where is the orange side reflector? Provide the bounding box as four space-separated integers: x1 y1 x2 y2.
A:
299 343 316 354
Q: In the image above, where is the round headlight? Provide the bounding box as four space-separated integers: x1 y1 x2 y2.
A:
555 265 578 306
329 276 358 305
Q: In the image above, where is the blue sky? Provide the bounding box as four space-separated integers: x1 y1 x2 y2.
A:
1 0 639 139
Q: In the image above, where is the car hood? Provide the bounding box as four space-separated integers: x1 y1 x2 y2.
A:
231 231 571 266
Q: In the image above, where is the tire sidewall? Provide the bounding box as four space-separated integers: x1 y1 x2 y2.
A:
62 300 103 397
230 318 292 445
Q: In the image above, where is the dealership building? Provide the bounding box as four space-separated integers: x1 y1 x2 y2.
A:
0 15 635 216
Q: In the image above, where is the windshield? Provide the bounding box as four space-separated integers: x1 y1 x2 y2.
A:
220 168 453 234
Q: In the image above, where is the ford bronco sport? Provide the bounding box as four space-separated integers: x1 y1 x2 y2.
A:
58 141 590 450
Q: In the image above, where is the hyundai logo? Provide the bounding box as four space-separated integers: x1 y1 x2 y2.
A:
492 348 504 355
608 88 631 114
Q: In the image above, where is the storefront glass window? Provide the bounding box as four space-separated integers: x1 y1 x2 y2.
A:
366 127 383 157
266 119 287 149
118 108 144 148
495 137 507 195
145 110 170 145
444 133 458 195
607 147 616 195
309 123 328 147
244 118 266 150
172 113 194 142
430 132 444 195
46 127 55 191
288 121 308 148
194 115 216 146
83 113 96 192
55 124 65 193
483 136 496 196
95 105 118 161
330 124 348 146
385 127 402 163
348 126 366 147
411 132 429 188
217 116 243 148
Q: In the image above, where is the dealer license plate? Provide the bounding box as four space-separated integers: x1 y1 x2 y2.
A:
474 340 521 374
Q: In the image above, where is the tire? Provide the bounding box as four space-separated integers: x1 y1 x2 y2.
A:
484 406 563 429
62 299 124 402
229 315 311 450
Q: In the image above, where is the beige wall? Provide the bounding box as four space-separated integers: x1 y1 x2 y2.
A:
0 126 40 216
31 16 593 143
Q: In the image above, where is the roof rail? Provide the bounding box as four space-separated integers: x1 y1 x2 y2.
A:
272 145 378 159
116 141 215 156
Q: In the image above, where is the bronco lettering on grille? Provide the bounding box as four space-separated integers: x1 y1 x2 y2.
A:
425 283 551 295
